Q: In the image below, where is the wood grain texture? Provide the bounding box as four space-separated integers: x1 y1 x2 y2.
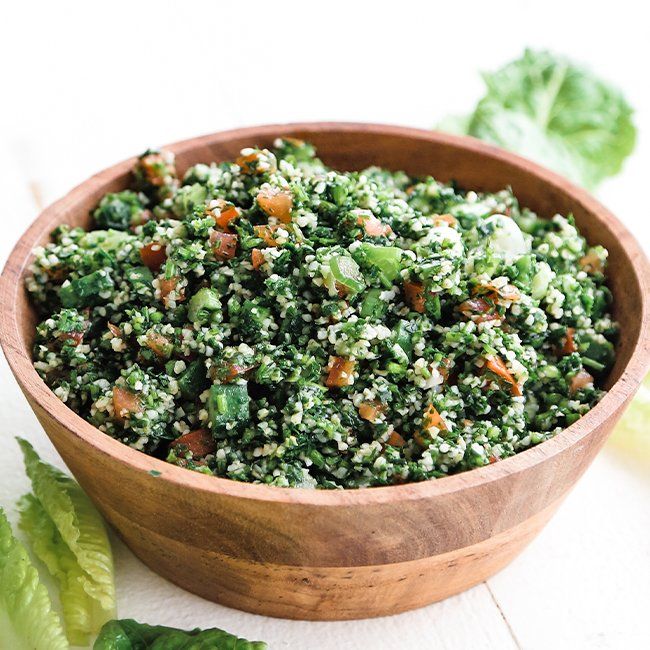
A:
1 123 649 620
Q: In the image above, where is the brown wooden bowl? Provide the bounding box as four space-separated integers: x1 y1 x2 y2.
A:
2 123 649 620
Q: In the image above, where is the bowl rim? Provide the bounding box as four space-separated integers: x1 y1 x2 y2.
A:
2 121 649 507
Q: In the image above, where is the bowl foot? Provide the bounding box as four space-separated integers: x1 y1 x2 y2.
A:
103 498 561 620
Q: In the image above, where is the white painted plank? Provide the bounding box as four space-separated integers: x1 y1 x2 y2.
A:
112 554 518 650
487 451 650 649
0 144 41 264
0 141 66 506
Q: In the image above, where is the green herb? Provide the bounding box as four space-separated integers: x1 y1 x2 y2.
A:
28 139 616 488
93 191 148 231
178 360 209 399
126 266 154 292
93 618 268 649
440 49 636 189
80 229 132 252
360 287 387 319
59 269 114 308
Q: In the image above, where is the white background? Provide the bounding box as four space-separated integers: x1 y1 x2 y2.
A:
0 2 648 649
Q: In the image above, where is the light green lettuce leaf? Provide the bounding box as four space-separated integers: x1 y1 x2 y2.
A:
467 100 586 182
0 507 68 650
19 493 105 646
94 618 268 649
17 438 116 623
440 49 637 189
435 113 471 136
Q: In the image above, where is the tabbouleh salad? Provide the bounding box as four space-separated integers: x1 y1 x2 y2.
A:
27 139 617 488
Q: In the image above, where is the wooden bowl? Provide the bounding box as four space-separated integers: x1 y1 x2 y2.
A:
1 124 649 620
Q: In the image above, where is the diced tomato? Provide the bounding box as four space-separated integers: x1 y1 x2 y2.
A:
257 189 293 223
414 404 447 448
113 386 141 422
140 242 167 272
59 331 84 345
458 297 500 323
474 314 500 324
570 369 594 394
45 266 67 281
253 225 279 247
210 231 238 260
251 248 264 270
460 297 492 314
579 251 604 274
386 431 406 448
145 332 172 359
359 401 384 422
438 357 452 382
488 455 498 464
107 323 122 338
335 282 349 299
404 281 425 313
236 151 262 174
423 404 447 432
159 276 185 307
170 428 216 458
325 357 356 388
432 213 458 228
139 151 177 187
224 363 253 382
356 213 392 237
413 431 429 448
446 365 462 386
474 282 520 303
562 327 577 355
214 206 241 231
485 356 522 397
497 284 520 302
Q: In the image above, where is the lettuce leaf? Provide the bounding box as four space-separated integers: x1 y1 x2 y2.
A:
467 100 587 183
19 493 106 646
0 507 68 650
94 618 268 649
17 439 116 629
441 49 637 189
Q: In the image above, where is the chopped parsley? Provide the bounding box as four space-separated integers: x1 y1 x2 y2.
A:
27 139 617 488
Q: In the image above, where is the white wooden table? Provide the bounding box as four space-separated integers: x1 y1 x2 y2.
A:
0 2 648 648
